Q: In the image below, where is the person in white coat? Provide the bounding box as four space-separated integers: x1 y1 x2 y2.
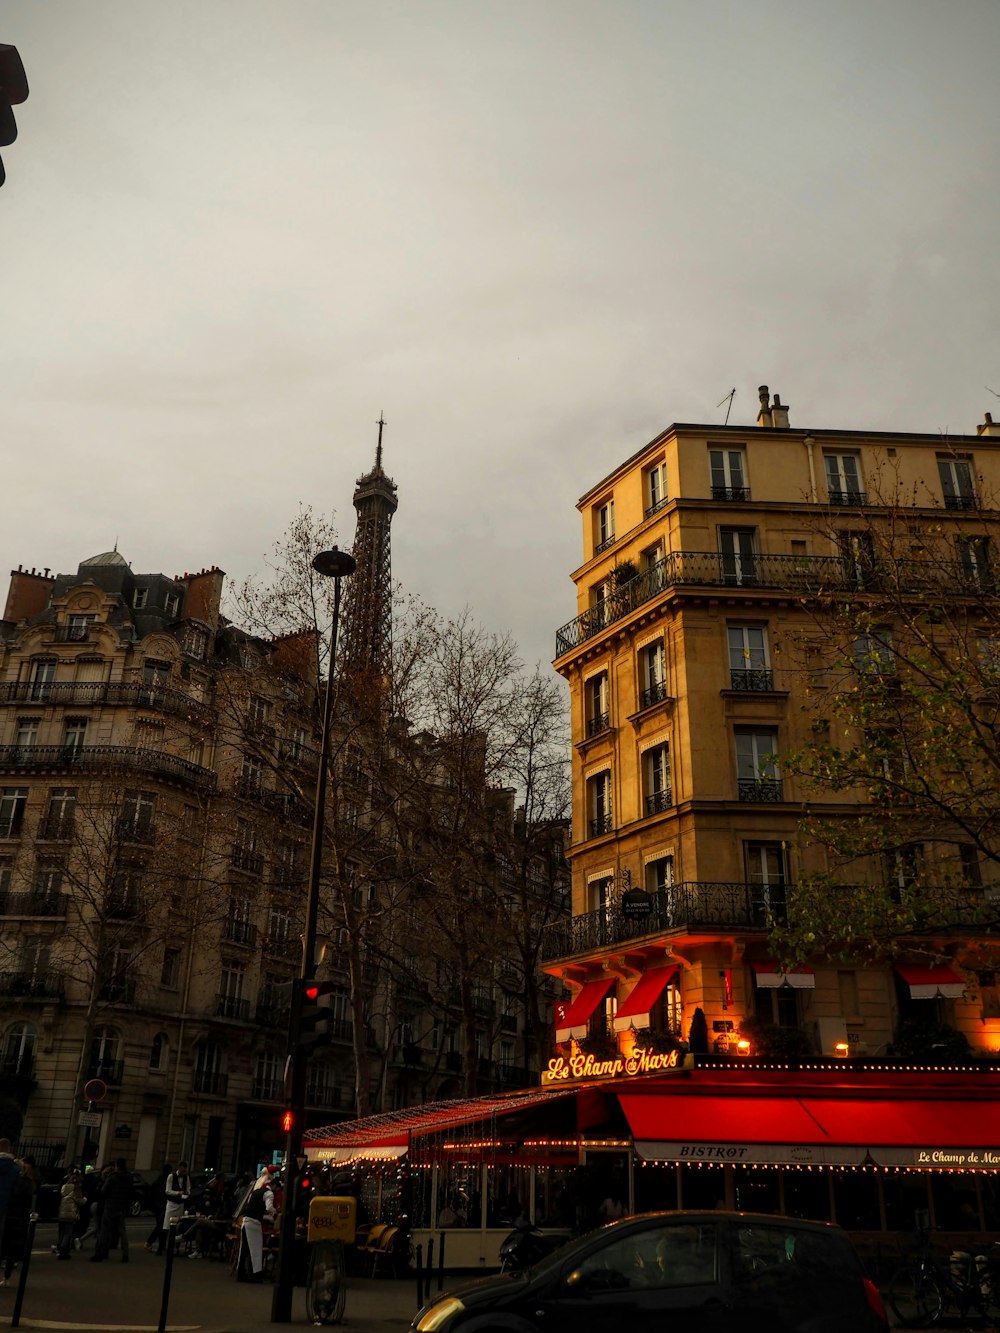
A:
238 1169 276 1283
160 1161 190 1253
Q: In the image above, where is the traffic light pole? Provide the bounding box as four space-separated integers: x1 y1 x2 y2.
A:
271 549 355 1323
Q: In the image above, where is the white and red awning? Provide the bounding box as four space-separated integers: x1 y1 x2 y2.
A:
555 977 615 1043
896 964 965 1000
751 962 815 990
612 967 679 1032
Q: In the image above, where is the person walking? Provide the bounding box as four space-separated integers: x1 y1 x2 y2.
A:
0 1140 21 1282
1 1165 32 1283
91 1159 133 1263
237 1169 276 1283
159 1161 190 1253
56 1171 85 1260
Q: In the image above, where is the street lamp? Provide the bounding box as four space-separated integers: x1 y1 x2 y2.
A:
272 546 355 1323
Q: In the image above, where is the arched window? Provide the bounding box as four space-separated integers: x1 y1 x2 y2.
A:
149 1032 169 1072
88 1027 122 1083
193 1040 227 1096
2 1021 36 1077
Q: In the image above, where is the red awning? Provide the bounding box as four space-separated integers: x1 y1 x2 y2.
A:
555 977 614 1043
621 1091 1000 1159
613 967 679 1032
751 962 815 990
304 1085 576 1152
895 964 965 1000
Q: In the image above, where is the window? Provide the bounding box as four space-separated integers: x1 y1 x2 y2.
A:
642 541 664 572
14 719 39 753
141 659 171 698
2 1022 36 1077
63 717 88 751
978 634 1000 677
0 858 11 905
109 864 143 918
164 591 180 618
275 840 301 885
735 729 782 801
958 844 983 888
287 726 308 762
754 972 801 1029
41 788 76 841
267 903 293 946
888 843 924 902
594 498 616 553
34 860 64 906
745 842 788 923
18 936 51 983
719 528 758 586
181 624 208 660
149 1032 168 1071
193 1040 227 1094
824 453 865 505
958 536 992 590
586 672 610 736
248 696 270 730
160 948 180 988
29 659 55 701
577 1221 717 1290
217 965 247 1019
727 625 771 690
240 754 263 793
0 789 28 839
938 455 976 510
837 530 878 588
646 855 674 893
88 1027 122 1082
587 874 613 913
233 817 261 873
66 614 96 641
253 1050 282 1099
853 628 895 674
132 588 148 610
645 460 668 515
120 790 156 842
709 447 749 500
587 771 613 838
643 744 672 815
640 640 667 708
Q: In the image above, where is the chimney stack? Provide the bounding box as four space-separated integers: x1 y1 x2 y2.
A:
757 385 790 428
4 566 55 622
757 385 772 428
978 411 1000 438
770 392 790 428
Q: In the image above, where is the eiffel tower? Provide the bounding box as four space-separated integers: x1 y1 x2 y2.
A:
340 414 398 692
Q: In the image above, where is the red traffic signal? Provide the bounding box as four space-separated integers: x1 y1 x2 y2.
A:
298 977 336 1050
0 44 28 186
282 1110 294 1134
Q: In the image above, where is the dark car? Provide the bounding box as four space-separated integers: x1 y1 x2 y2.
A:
412 1210 888 1333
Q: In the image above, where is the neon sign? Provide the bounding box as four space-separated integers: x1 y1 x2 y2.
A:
544 1047 681 1084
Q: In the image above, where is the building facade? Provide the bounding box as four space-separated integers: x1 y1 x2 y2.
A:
541 390 1000 1233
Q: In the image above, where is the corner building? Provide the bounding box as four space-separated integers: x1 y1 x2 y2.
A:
544 389 1000 1240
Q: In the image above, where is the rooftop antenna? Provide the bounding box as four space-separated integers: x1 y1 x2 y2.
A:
375 412 385 470
717 388 736 426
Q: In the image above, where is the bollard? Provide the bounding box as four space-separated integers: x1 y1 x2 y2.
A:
157 1218 178 1333
10 1211 37 1329
414 1241 424 1309
437 1231 446 1292
426 1236 434 1285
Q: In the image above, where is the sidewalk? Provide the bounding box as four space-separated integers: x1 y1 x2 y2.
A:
0 1244 420 1333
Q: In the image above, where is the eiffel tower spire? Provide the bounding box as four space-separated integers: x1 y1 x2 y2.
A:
340 414 398 682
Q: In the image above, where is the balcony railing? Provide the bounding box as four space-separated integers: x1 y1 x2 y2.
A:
588 813 613 839
231 846 264 876
98 975 137 1004
738 779 783 802
944 493 977 511
729 668 774 692
0 970 64 998
828 489 867 507
305 1083 341 1110
555 549 998 657
586 712 610 737
251 1077 282 1101
644 788 672 815
192 1069 228 1096
711 486 751 502
215 994 250 1021
0 680 212 725
222 918 258 947
639 680 669 710
0 744 216 790
644 496 670 519
0 892 65 917
594 533 617 555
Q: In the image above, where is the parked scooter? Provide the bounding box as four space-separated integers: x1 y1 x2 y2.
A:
499 1222 571 1274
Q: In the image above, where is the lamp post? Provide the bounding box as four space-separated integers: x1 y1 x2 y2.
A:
271 546 355 1323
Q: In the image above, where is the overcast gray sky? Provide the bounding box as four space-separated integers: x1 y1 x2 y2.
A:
2 1 998 670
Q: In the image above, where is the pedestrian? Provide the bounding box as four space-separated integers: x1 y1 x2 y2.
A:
145 1163 171 1252
91 1159 133 1263
236 1168 276 1283
0 1141 21 1283
160 1161 190 1253
75 1167 102 1250
56 1170 85 1260
1 1167 32 1283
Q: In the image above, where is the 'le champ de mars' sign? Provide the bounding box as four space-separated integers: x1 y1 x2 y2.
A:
544 1047 681 1084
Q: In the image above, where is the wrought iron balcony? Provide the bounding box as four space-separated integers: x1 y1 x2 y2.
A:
738 779 784 802
586 712 610 737
0 970 64 998
222 917 258 947
106 896 139 921
98 975 137 1004
251 1076 282 1101
0 744 216 790
192 1069 228 1096
555 549 1000 658
639 680 669 710
644 788 672 815
594 533 617 555
944 493 977 511
711 486 751 502
0 1053 33 1079
86 1057 124 1085
50 625 96 643
215 994 250 1021
644 497 670 519
0 892 65 917
588 813 613 839
729 667 774 691
305 1083 341 1110
0 680 212 725
827 489 867 507
230 846 264 876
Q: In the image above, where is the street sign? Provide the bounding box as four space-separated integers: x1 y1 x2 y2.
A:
83 1078 108 1101
77 1111 102 1128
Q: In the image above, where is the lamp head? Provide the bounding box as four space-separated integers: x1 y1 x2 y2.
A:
312 547 356 579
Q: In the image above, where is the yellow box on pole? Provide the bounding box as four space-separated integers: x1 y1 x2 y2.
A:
307 1195 356 1244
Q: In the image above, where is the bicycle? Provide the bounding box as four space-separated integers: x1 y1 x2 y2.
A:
889 1238 1000 1327
305 1237 347 1326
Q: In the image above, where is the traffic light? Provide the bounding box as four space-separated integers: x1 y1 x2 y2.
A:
281 1109 294 1134
298 978 336 1051
291 1167 314 1218
0 45 28 188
